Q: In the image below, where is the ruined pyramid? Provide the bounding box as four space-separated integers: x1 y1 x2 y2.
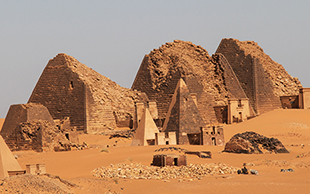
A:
28 53 147 133
162 78 205 145
216 38 301 114
131 108 159 146
132 40 250 125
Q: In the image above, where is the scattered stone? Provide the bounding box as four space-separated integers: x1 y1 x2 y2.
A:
93 163 238 181
250 169 258 175
109 129 135 139
281 168 294 172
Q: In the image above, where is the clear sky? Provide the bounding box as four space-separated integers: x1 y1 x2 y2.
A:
1 0 310 118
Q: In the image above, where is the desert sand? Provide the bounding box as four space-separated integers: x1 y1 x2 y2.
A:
1 109 310 193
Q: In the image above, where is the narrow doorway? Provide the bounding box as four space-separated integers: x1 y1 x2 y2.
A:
174 158 178 166
212 137 216 146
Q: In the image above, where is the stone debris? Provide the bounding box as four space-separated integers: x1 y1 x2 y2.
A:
109 129 135 139
0 174 74 194
254 159 309 169
93 163 238 181
280 168 294 172
223 131 289 154
154 147 188 153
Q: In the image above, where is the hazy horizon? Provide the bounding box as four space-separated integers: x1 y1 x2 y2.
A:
1 0 309 118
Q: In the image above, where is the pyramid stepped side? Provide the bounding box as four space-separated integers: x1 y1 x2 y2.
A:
216 38 301 114
29 53 144 133
212 53 256 116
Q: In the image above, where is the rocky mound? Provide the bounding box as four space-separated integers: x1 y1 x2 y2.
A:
223 131 289 154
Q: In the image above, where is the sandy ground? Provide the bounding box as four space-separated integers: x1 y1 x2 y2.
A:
2 109 310 193
0 118 4 129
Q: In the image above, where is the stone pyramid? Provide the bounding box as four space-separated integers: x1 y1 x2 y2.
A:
28 53 147 133
0 135 23 179
216 38 301 114
1 103 55 142
162 78 205 145
132 40 250 125
131 108 159 146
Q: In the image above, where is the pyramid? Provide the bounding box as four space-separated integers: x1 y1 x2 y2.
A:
162 78 205 145
0 135 23 179
28 53 147 133
216 38 301 114
131 108 159 146
132 40 250 125
1 103 55 140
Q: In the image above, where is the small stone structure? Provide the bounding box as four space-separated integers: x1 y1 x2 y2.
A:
279 87 310 109
280 96 299 109
201 126 225 146
131 108 159 146
155 132 177 145
227 98 250 124
299 88 310 109
26 164 46 175
152 154 187 167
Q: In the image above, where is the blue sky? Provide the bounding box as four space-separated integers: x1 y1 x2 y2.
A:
1 0 310 118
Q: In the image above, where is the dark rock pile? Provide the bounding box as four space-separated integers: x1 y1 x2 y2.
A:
223 131 289 154
108 129 135 139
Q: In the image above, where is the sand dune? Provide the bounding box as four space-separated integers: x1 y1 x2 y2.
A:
6 109 310 193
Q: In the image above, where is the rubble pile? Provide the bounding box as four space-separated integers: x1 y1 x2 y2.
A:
18 120 85 152
93 163 238 181
108 129 135 139
224 131 289 154
154 147 188 153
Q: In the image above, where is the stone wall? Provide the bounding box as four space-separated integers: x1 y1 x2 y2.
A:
280 96 299 109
